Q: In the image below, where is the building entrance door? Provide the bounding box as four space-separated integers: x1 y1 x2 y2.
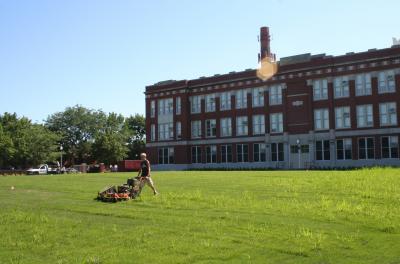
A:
290 144 310 169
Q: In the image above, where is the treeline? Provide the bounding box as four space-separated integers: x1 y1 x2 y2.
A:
0 105 145 169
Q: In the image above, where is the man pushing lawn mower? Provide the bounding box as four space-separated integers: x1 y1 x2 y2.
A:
96 153 158 202
137 153 159 196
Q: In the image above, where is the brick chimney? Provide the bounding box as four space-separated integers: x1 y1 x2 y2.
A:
258 26 275 63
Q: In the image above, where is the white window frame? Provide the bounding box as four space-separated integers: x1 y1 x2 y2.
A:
358 137 375 160
355 73 372 96
220 145 232 163
313 79 328 100
205 145 217 163
220 118 232 137
356 104 373 128
236 89 247 109
190 96 201 114
253 143 266 162
191 146 202 163
150 100 156 117
150 124 155 141
191 120 202 139
378 70 396 94
252 87 264 107
220 92 231 111
236 144 248 162
252 115 265 135
236 116 248 136
381 136 399 159
333 76 349 98
314 108 329 130
379 102 397 126
335 106 351 129
158 147 174 164
336 138 352 160
206 119 217 138
269 85 282 105
176 97 181 115
270 113 283 133
158 123 173 141
205 94 216 112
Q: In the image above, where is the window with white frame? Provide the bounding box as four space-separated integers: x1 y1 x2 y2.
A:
378 70 396 93
313 79 328 100
236 89 247 109
269 85 282 105
356 104 373 128
220 92 231 110
253 143 266 162
379 102 397 126
190 96 201 114
158 147 174 164
334 76 349 98
252 87 264 107
150 100 156 117
206 119 216 137
191 120 201 138
176 97 181 115
220 118 232 137
205 94 216 112
314 109 329 130
381 136 399 159
336 138 352 160
358 137 374 159
236 144 248 162
335 106 351 129
176 122 181 139
236 116 248 136
158 98 174 115
252 115 265 135
150 124 155 141
355 73 372 96
191 146 202 163
315 140 330 160
206 145 217 163
158 123 173 140
220 145 232 163
271 142 284 161
270 113 283 133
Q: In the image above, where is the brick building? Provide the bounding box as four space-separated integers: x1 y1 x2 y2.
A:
145 27 400 170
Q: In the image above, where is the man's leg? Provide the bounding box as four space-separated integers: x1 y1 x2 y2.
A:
146 177 158 195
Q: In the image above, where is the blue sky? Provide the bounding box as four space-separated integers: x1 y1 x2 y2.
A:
0 0 399 123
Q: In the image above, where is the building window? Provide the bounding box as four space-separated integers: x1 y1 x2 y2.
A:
191 146 202 163
313 79 328 100
236 116 248 136
220 92 231 110
269 85 282 105
379 102 397 126
252 115 265 135
220 118 232 137
356 104 373 128
270 113 283 133
190 96 201 114
355 73 372 96
206 119 217 137
378 70 396 94
271 142 284 161
220 145 232 163
236 144 248 162
336 138 352 160
236 89 247 109
252 87 264 107
158 98 173 115
205 94 216 112
316 140 330 160
158 147 174 164
381 136 399 159
150 124 155 141
176 97 181 115
191 120 201 138
358 137 374 160
335 106 351 129
206 145 217 163
150 100 156 117
176 122 181 139
158 123 173 140
333 76 349 98
314 109 329 130
253 143 266 162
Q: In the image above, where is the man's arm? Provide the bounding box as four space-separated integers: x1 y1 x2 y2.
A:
147 160 151 176
137 167 142 177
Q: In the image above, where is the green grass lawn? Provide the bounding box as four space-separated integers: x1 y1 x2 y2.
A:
0 169 400 264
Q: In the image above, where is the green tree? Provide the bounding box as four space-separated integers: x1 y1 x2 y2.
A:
125 114 146 160
0 123 14 168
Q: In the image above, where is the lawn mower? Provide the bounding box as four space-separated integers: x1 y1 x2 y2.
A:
96 177 143 202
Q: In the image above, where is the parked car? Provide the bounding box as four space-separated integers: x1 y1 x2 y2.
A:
26 164 49 175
